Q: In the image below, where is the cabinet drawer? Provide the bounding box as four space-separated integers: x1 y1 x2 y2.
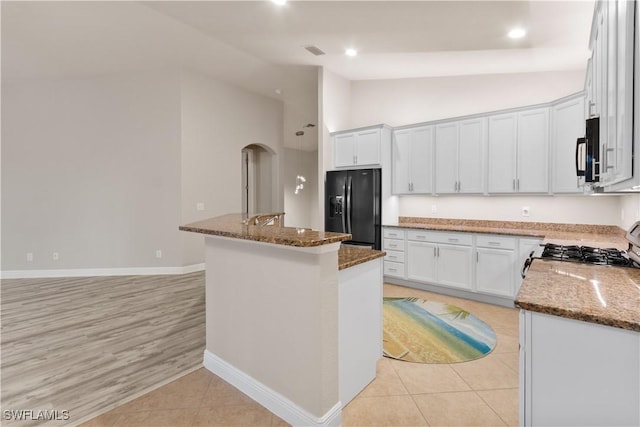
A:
384 250 405 263
383 228 406 239
384 261 405 278
476 235 517 250
384 239 404 251
407 230 435 242
429 231 473 246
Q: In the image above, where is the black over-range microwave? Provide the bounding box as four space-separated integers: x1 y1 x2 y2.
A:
576 117 600 183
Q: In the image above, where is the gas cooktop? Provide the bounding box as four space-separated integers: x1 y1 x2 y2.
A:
540 243 633 267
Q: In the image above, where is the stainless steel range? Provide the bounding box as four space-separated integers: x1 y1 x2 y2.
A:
521 220 640 278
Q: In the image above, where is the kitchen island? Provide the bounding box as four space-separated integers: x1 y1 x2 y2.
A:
179 214 385 427
515 251 640 426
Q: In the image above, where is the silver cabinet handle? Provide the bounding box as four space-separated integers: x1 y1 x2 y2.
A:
388 268 398 272
448 238 459 242
388 255 397 260
605 148 615 170
488 241 501 246
476 252 479 262
513 179 516 190
517 179 520 191
458 181 461 192
589 101 596 118
388 233 398 237
416 235 426 240
389 243 398 248
433 247 436 257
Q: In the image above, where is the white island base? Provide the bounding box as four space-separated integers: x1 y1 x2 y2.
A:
201 235 382 427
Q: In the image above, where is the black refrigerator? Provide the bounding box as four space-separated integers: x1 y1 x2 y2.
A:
325 169 381 250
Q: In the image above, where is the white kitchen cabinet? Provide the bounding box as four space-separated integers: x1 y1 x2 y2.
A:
435 122 459 194
406 230 472 291
392 126 433 194
406 240 437 283
435 118 486 194
458 117 486 194
551 94 586 193
383 228 406 279
520 310 640 426
333 126 384 168
488 113 518 193
517 108 549 193
488 107 549 193
517 238 542 292
437 243 473 290
476 235 517 298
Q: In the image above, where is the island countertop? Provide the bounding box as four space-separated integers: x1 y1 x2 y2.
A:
338 246 385 270
180 214 351 247
515 260 640 332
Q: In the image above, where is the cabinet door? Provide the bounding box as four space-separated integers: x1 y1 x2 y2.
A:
435 122 459 194
517 238 542 292
517 108 549 193
410 126 434 194
551 97 585 194
458 117 486 194
355 129 380 166
407 241 437 283
606 0 634 185
334 133 356 168
436 244 472 290
392 130 412 194
476 248 516 297
488 113 517 193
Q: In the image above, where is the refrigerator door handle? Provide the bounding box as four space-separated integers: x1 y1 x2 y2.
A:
341 180 347 233
346 176 353 233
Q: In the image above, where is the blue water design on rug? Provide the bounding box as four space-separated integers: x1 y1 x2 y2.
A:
383 297 497 363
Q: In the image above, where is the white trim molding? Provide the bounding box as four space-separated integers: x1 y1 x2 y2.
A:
203 350 342 427
0 263 205 279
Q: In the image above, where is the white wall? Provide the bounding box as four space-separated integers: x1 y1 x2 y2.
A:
350 70 586 128
619 194 640 229
180 71 284 266
318 68 353 230
400 195 621 225
343 70 625 227
283 148 318 228
1 71 183 271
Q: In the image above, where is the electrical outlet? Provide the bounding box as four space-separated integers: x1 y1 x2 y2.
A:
155 250 162 259
26 252 33 262
52 252 59 261
522 206 530 217
431 205 437 214
196 202 205 211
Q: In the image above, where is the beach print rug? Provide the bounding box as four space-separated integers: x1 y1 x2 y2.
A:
383 297 497 363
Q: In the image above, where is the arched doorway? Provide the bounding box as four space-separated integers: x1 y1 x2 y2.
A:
241 144 278 216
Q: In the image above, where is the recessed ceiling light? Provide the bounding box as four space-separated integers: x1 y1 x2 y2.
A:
508 28 527 39
271 0 286 5
345 48 358 57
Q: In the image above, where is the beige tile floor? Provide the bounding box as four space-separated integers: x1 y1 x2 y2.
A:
83 284 519 427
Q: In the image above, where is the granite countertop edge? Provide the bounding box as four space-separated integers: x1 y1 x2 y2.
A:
338 247 386 271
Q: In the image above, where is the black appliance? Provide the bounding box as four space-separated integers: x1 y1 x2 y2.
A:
325 169 381 250
521 220 640 278
576 117 600 183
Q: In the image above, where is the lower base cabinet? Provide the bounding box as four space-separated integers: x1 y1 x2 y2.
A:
384 226 541 304
520 310 640 426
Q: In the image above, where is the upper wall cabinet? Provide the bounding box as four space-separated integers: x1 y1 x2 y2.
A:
333 125 386 168
589 0 635 189
488 107 549 194
392 125 434 194
434 117 486 194
551 95 586 193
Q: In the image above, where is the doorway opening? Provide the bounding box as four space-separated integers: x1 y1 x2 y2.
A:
241 144 277 216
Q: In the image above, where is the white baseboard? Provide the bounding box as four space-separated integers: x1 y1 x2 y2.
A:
1 263 205 279
203 350 342 427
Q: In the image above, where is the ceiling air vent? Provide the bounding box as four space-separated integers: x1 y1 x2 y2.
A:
304 45 325 56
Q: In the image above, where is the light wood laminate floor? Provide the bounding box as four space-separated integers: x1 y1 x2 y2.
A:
1 272 205 426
